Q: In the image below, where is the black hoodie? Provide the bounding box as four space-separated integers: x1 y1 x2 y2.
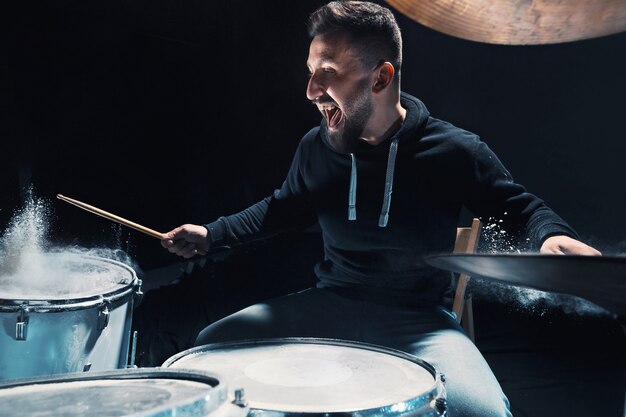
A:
205 92 578 304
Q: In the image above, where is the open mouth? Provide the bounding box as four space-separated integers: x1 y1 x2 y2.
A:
321 104 343 130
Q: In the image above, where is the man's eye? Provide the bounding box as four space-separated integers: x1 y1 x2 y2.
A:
306 69 335 78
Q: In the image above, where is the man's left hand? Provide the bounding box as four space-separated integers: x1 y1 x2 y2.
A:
540 235 601 255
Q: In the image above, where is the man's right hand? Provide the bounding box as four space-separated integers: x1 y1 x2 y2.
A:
161 224 210 259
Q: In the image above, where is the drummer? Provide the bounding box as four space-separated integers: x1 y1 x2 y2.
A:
162 1 600 416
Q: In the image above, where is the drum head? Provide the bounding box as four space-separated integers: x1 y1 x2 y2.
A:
0 252 136 301
0 369 227 417
164 338 442 415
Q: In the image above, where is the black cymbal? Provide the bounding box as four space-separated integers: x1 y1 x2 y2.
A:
423 253 626 316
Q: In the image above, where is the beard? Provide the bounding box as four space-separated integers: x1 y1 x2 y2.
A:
326 87 373 154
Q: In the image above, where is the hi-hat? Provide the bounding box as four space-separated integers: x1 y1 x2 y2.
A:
423 253 626 315
385 0 626 45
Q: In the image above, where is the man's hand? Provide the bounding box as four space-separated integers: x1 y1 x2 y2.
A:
540 235 601 256
161 224 210 259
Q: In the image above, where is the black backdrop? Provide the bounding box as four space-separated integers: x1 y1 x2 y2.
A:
4 0 626 270
3 1 626 415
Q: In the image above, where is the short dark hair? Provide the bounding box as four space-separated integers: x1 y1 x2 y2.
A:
307 1 402 82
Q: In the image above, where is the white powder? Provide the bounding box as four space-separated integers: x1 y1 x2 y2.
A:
0 188 137 300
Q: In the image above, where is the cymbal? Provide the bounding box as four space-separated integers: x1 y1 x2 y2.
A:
423 253 626 315
385 0 626 45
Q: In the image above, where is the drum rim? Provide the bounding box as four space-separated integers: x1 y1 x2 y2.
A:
0 368 229 417
163 337 438 375
162 337 446 417
0 253 139 312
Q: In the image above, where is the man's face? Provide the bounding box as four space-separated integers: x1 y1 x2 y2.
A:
306 34 375 154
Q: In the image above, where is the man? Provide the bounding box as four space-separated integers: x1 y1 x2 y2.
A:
162 2 600 415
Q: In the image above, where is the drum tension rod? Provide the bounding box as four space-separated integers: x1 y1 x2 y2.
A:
98 301 110 331
128 330 138 368
232 388 248 408
16 307 29 341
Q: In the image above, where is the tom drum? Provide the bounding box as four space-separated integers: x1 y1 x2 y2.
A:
163 338 447 417
0 368 248 417
0 253 142 380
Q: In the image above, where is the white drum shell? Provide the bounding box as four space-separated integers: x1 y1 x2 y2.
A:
0 255 140 380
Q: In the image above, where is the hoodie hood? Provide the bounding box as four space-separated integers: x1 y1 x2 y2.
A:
319 92 431 227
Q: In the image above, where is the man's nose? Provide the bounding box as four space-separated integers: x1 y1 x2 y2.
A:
306 72 325 101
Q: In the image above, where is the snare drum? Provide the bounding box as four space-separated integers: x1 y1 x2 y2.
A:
163 338 447 417
0 253 141 380
0 368 248 417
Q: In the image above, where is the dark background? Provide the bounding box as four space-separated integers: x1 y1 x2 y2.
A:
4 0 626 264
3 1 626 416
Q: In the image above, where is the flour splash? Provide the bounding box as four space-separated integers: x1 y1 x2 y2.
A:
0 188 139 299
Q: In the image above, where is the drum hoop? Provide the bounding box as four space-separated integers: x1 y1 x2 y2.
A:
0 254 139 313
163 337 438 375
162 337 446 417
0 368 229 417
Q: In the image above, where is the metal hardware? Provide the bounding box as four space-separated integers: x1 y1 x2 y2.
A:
133 279 144 306
15 307 29 341
435 397 447 415
232 388 247 407
97 303 110 330
128 330 138 368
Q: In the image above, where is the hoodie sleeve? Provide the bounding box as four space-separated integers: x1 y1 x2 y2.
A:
203 137 318 250
463 137 579 251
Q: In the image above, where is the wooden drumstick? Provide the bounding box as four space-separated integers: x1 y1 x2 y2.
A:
56 194 206 256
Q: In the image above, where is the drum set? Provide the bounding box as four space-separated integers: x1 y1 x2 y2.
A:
2 192 625 416
0 250 448 417
2 247 625 417
0 336 446 417
0 195 453 416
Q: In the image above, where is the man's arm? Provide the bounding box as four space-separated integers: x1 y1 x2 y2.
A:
161 137 317 259
465 137 600 254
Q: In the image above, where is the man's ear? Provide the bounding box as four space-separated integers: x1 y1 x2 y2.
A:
372 62 395 92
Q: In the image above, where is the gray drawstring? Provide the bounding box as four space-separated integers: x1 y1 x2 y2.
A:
348 153 357 220
379 138 399 227
347 138 400 227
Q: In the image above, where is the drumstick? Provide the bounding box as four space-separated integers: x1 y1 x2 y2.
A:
56 194 206 256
